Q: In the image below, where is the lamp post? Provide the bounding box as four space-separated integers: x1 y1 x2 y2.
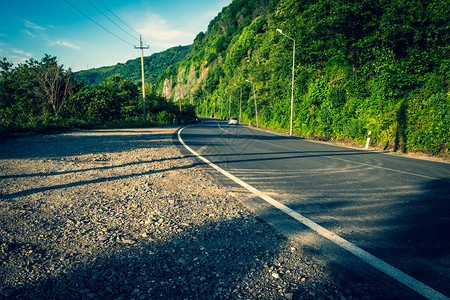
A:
234 84 242 123
218 96 224 119
225 91 231 119
245 79 258 128
276 28 295 136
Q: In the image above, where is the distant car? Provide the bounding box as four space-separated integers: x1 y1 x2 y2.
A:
228 117 239 125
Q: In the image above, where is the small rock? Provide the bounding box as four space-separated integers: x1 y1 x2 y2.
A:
121 239 135 244
272 273 280 279
122 285 133 292
79 289 91 294
178 258 188 266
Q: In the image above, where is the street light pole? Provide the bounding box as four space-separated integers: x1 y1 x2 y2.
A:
218 96 225 119
225 91 231 119
245 80 258 128
218 96 223 119
229 94 231 119
276 28 295 136
234 84 242 123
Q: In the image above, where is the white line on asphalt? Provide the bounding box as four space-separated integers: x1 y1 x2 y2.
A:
178 125 448 300
217 122 447 182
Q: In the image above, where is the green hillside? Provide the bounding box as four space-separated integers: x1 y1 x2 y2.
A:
158 0 449 155
75 45 191 86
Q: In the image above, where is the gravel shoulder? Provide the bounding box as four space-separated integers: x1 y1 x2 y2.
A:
0 127 410 299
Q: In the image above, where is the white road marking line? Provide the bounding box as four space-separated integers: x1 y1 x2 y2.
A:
217 121 447 182
178 125 449 300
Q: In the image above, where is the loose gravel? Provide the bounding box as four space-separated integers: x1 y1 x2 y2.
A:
1 127 382 299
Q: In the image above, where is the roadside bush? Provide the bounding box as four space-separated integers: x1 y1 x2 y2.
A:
0 56 197 137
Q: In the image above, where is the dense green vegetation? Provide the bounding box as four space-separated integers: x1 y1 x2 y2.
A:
0 55 195 136
75 45 191 86
160 0 449 155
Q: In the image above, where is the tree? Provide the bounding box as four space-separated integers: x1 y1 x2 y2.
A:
34 55 76 116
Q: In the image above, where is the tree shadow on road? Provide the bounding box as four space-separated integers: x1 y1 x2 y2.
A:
381 178 450 296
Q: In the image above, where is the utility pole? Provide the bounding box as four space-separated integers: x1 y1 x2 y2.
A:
135 35 149 122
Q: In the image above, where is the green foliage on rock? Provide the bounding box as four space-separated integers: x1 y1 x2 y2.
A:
160 0 449 155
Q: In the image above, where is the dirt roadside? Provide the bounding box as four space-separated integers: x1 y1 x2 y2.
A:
0 127 409 299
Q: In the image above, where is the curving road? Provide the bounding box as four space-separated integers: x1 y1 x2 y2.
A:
178 118 450 299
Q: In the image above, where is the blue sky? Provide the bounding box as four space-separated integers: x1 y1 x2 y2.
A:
0 0 231 71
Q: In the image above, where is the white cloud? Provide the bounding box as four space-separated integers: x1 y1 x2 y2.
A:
49 40 81 50
23 20 46 31
193 9 224 30
22 30 36 38
136 12 196 51
13 49 33 57
10 56 30 65
3 49 34 65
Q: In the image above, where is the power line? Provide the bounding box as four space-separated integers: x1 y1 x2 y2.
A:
94 0 152 52
95 0 141 37
141 37 153 53
91 0 152 52
86 0 139 43
63 0 134 46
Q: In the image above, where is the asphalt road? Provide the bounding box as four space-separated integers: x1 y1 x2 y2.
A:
178 118 450 299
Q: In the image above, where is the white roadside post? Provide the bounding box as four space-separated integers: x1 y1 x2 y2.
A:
365 131 372 149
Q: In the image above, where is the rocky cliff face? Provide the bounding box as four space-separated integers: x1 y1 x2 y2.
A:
162 65 210 104
162 77 173 100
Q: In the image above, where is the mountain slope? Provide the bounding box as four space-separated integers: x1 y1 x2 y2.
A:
75 45 191 86
157 0 449 155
